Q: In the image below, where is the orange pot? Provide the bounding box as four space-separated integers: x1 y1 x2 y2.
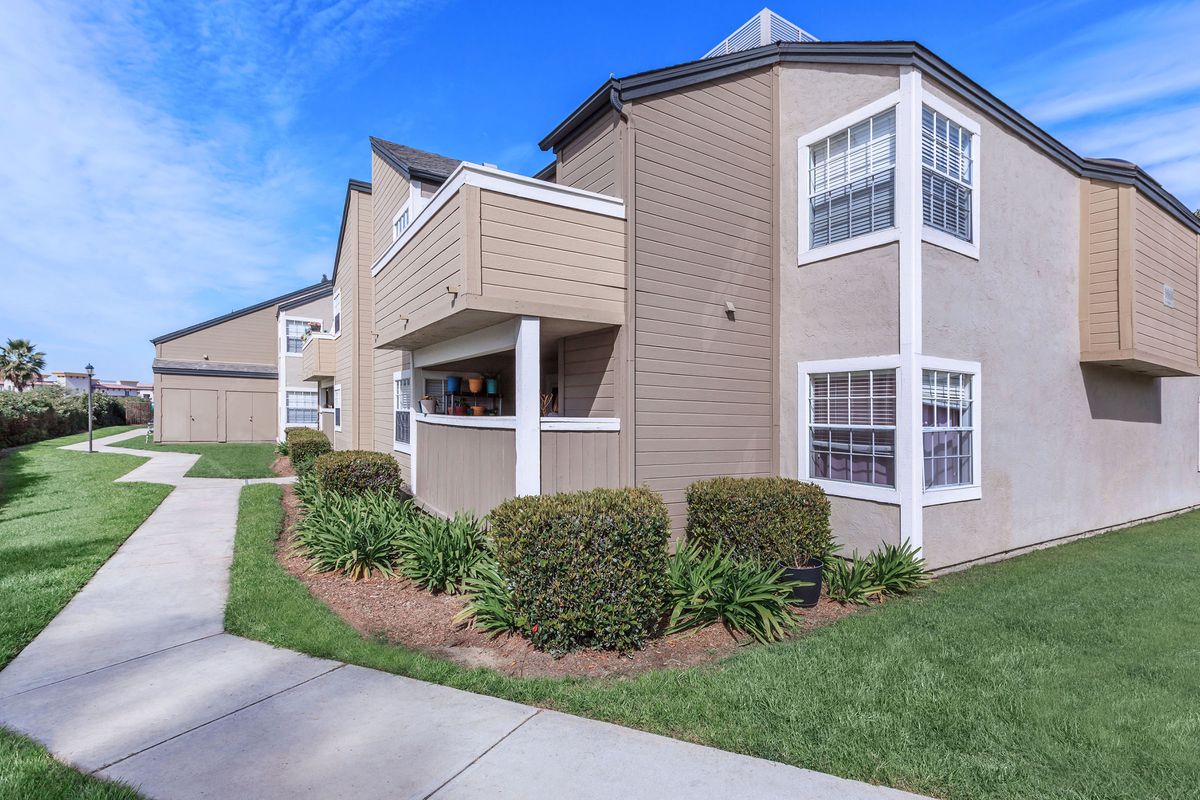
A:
471 405 486 416
467 377 485 393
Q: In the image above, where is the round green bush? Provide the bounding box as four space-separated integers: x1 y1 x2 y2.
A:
313 450 404 495
685 476 832 566
287 430 331 477
488 487 670 654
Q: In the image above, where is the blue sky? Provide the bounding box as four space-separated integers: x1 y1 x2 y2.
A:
3 0 1199 381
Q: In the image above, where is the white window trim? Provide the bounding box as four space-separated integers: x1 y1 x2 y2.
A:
393 369 413 454
798 90 902 266
797 355 902 505
391 202 412 244
284 316 322 358
920 355 982 506
332 384 342 432
284 387 319 428
920 91 982 261
331 291 342 337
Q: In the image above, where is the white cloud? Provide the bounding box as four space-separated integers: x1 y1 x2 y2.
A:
0 0 427 379
997 0 1200 208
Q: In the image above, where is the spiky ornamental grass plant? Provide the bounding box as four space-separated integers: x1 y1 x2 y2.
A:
394 512 491 594
824 540 931 605
454 560 525 635
293 489 417 581
665 542 806 644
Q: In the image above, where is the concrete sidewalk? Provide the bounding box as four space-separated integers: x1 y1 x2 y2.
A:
0 428 929 800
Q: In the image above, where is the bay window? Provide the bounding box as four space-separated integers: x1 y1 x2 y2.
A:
808 109 896 250
808 368 896 487
922 370 974 489
921 107 975 243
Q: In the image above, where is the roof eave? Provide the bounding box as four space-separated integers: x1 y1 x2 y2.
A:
330 179 372 285
149 278 331 345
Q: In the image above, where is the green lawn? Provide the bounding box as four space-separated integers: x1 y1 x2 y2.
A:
108 436 278 479
0 425 168 799
229 483 1200 800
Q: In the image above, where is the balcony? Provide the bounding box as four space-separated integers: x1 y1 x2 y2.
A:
372 163 626 352
300 333 335 382
1080 182 1200 377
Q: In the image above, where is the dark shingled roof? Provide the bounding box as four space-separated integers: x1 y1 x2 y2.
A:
151 359 277 379
369 138 463 183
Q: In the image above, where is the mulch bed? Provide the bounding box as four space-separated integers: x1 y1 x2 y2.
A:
271 455 295 477
275 485 860 679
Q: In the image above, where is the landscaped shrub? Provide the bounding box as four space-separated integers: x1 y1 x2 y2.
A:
455 561 524 635
294 488 416 580
825 540 931 605
395 512 490 594
314 450 404 496
665 542 803 644
489 487 670 654
0 386 125 449
685 477 833 566
287 430 331 477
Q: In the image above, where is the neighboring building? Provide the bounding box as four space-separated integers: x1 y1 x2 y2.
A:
50 372 92 393
150 281 331 442
165 10 1200 570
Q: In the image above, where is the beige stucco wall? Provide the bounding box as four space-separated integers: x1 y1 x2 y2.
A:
919 79 1200 567
776 63 903 553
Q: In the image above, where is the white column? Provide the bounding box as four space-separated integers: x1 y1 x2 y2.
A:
514 315 541 496
896 67 925 552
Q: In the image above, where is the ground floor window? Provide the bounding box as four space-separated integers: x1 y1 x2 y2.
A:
394 371 412 448
808 368 896 487
923 370 974 489
285 390 317 425
333 385 342 430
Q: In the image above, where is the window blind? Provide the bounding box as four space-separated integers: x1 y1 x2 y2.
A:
921 108 973 242
809 109 896 249
809 369 897 488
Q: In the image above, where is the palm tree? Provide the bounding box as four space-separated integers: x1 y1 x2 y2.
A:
0 339 47 392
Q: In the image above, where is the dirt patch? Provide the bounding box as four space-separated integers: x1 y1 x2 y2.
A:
276 486 859 679
272 455 295 477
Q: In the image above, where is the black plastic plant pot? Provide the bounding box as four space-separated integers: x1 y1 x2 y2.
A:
780 559 824 608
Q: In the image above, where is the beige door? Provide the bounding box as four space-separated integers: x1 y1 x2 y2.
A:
187 390 219 442
161 389 191 442
226 392 254 442
252 392 277 441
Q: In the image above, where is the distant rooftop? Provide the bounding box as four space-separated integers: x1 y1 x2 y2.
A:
703 8 818 59
369 138 463 183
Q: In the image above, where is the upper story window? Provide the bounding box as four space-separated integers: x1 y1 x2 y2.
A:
808 109 896 249
392 205 411 242
332 290 342 334
921 107 974 243
808 369 896 488
285 319 312 354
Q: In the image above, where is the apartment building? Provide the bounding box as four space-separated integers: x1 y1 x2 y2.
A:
151 281 331 442
166 10 1200 569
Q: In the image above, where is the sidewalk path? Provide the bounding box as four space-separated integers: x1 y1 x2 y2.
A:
0 429 929 800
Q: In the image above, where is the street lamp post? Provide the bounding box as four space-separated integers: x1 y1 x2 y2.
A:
85 363 95 453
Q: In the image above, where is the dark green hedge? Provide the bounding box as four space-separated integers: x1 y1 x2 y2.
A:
313 450 403 495
685 476 832 566
286 429 331 477
489 487 670 654
0 386 125 449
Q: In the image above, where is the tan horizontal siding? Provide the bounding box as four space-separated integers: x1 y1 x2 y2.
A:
157 304 276 364
556 110 618 195
479 190 626 316
374 194 463 330
540 430 620 494
416 421 515 518
1131 190 1199 366
631 70 776 527
562 327 618 417
371 151 410 266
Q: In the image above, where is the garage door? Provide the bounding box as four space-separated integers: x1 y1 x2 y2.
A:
160 388 218 442
226 391 278 442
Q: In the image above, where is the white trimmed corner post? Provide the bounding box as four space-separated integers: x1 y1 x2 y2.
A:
514 315 541 496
